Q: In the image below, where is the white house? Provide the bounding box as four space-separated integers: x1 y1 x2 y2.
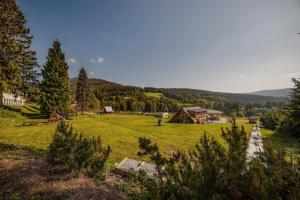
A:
2 92 26 105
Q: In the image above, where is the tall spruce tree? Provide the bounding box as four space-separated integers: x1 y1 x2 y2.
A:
40 40 70 116
76 67 89 115
0 0 39 106
279 78 300 137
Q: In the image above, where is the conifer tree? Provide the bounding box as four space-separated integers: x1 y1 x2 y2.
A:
40 40 70 116
0 0 38 106
279 78 300 137
76 67 89 115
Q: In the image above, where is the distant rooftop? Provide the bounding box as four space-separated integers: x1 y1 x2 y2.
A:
183 106 222 114
115 157 157 176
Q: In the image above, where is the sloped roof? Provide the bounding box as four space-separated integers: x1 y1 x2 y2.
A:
183 106 207 113
206 109 223 114
116 157 157 176
183 106 222 114
104 106 113 112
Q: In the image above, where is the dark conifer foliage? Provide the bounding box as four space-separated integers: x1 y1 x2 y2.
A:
76 67 90 115
135 123 300 200
0 0 39 106
47 121 111 177
279 78 300 137
40 40 70 116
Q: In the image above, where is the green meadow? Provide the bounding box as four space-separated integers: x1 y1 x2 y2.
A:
144 92 164 99
0 111 278 163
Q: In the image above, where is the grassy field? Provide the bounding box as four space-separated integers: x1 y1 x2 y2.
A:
1 109 299 164
144 92 164 99
0 111 256 162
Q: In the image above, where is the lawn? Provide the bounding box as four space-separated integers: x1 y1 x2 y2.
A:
2 109 299 164
0 112 257 163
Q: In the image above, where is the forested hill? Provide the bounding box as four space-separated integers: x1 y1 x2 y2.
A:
71 78 143 97
143 87 286 104
248 88 292 97
71 78 285 105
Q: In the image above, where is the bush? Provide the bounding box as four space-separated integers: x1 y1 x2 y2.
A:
260 109 284 130
134 121 300 200
47 121 111 177
0 108 19 118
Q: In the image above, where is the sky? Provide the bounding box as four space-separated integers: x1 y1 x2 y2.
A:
17 0 300 93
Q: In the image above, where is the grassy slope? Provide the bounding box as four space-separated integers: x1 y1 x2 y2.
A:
144 92 164 99
1 109 299 163
1 112 255 163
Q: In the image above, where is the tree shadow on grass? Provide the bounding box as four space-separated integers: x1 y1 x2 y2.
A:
264 132 300 155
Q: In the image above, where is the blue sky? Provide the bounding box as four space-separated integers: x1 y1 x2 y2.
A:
18 0 300 93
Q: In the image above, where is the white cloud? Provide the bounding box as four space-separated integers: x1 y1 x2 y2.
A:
90 57 104 64
66 58 77 65
89 71 96 77
282 72 300 78
239 74 246 78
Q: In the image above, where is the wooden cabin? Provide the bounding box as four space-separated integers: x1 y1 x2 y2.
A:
169 107 222 124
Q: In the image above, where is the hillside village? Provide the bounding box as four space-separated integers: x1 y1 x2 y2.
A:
1 0 300 199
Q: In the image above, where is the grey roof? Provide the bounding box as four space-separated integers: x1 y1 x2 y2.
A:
183 106 207 113
116 157 157 176
206 109 223 114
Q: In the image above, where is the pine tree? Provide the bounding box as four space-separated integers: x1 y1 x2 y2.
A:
40 40 70 117
76 67 89 115
0 0 38 106
279 78 300 137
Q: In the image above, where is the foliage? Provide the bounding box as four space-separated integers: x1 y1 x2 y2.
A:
75 67 90 114
261 109 285 130
0 108 19 118
279 78 300 138
70 79 284 115
135 121 300 200
47 121 111 177
0 0 39 106
39 40 71 117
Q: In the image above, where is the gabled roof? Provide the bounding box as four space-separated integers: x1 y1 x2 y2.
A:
116 157 157 176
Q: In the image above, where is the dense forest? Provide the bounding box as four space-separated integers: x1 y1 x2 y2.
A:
70 78 286 117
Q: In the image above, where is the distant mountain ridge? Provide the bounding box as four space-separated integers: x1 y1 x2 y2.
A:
248 88 292 97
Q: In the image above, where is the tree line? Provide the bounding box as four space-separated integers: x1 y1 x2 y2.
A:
261 78 300 139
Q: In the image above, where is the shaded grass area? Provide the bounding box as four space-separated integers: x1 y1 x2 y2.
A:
4 104 41 117
262 129 300 155
0 142 46 159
